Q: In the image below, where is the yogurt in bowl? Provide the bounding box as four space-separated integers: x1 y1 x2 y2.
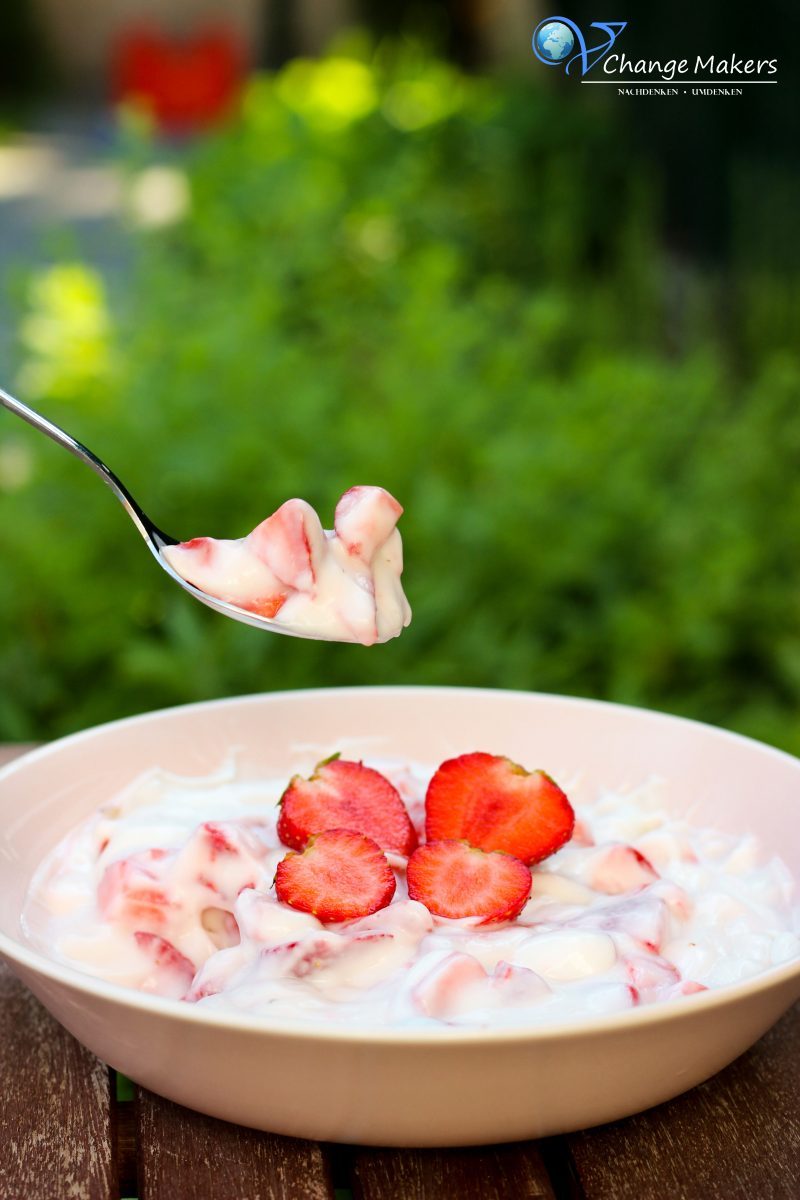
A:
22 758 799 1028
2 687 800 1145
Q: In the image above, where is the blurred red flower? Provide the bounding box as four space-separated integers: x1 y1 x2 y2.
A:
112 25 244 133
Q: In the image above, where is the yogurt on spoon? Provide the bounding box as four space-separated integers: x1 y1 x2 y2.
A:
162 485 411 646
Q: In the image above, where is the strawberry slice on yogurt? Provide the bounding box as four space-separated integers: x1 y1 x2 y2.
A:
277 756 418 856
161 486 411 646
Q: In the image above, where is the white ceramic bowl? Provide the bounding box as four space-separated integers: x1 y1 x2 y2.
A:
1 687 798 1146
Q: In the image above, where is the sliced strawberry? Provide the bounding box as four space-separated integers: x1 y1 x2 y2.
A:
586 844 659 895
334 486 403 560
277 756 417 856
247 498 325 591
172 819 268 906
240 593 287 619
406 840 532 923
98 855 174 931
676 980 708 996
178 536 213 561
412 953 487 1018
274 829 396 923
588 893 670 953
200 906 240 950
425 752 574 866
134 931 195 997
625 953 680 1002
492 960 550 999
260 935 342 978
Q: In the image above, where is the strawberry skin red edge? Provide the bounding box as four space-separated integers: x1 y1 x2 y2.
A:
277 757 417 856
424 752 575 866
406 840 533 924
274 828 396 923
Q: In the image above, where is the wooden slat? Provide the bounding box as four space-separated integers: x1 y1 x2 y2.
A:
566 1002 800 1200
0 964 115 1200
351 1144 557 1200
1 742 115 1198
137 1088 335 1200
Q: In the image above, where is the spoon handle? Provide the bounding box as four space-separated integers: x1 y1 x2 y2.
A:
0 385 167 546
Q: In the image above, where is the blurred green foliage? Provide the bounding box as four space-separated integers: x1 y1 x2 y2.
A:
2 42 800 750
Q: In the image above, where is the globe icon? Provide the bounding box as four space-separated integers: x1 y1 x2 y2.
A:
535 21 575 63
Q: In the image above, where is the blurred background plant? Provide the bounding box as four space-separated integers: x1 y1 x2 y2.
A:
1 2 799 751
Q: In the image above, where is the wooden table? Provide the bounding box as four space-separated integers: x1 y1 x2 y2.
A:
1 745 797 1200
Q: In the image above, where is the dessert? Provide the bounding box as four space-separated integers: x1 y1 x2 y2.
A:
23 753 799 1028
161 486 411 645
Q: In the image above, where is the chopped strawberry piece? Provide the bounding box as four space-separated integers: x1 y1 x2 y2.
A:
97 857 173 931
134 931 195 997
425 752 574 866
582 893 669 952
240 593 287 619
261 936 342 977
173 820 268 906
201 822 237 857
185 944 246 1002
277 757 417 856
178 536 214 561
677 980 708 996
587 844 659 895
406 840 532 923
649 880 692 920
351 930 394 946
186 979 221 1003
625 954 680 1001
201 821 250 859
412 953 488 1018
274 829 396 923
491 961 550 1003
247 498 325 590
334 486 404 560
200 906 240 950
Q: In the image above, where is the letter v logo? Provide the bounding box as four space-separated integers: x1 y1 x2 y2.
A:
532 18 627 76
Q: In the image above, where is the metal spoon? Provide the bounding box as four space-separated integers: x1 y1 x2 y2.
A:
0 384 314 638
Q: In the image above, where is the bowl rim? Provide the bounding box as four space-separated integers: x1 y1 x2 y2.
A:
1 684 798 1047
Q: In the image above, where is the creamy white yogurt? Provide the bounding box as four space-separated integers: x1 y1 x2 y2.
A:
161 486 411 646
22 761 799 1029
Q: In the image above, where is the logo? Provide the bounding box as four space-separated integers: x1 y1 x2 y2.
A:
532 16 627 76
531 17 778 94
